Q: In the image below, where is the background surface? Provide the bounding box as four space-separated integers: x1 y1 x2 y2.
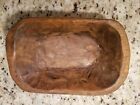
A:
0 0 140 105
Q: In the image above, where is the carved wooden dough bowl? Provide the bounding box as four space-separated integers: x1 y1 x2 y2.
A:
6 18 130 95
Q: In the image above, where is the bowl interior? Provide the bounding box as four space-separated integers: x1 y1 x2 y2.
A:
9 19 122 91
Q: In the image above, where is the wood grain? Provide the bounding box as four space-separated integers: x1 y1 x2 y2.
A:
6 18 130 95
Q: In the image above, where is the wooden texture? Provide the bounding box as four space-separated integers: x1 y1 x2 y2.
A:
6 18 130 95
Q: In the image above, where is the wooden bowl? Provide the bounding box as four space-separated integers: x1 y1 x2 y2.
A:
6 18 130 95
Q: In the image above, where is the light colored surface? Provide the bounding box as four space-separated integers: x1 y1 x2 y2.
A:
0 0 140 105
33 33 99 68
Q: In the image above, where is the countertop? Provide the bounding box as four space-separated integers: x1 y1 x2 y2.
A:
0 0 140 105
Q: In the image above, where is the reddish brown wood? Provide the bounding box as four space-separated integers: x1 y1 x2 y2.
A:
6 18 130 95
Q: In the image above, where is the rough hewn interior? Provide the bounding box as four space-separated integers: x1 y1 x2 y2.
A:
7 19 122 91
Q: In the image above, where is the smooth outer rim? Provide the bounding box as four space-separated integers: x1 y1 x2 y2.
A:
6 18 130 96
